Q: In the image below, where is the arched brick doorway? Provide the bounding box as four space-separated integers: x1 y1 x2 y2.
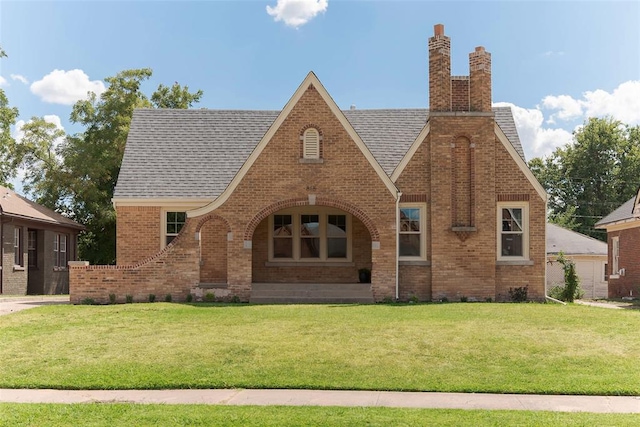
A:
195 214 231 285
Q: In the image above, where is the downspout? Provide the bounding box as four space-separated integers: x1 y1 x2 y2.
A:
395 191 402 301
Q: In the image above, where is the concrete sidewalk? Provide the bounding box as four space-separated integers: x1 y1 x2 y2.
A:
1 389 639 413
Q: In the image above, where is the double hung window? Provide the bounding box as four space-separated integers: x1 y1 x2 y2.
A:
398 204 426 260
497 203 529 260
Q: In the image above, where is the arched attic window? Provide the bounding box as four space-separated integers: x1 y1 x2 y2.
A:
302 128 321 160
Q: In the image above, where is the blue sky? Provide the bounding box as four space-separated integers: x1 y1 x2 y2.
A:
1 0 639 193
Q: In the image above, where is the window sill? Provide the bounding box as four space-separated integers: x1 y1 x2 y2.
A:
53 267 68 272
266 261 355 267
399 260 431 266
299 158 324 164
496 260 534 266
609 274 620 280
13 266 25 272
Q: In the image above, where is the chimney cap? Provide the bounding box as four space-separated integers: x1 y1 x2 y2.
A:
434 24 445 36
350 104 356 110
475 46 485 52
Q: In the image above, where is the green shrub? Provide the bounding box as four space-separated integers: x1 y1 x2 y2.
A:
148 294 156 303
125 295 133 304
485 297 493 303
204 292 215 302
552 252 584 302
186 294 193 303
460 296 468 303
508 286 528 302
81 298 95 305
230 295 241 303
409 295 419 304
440 297 449 303
108 293 116 304
164 294 172 303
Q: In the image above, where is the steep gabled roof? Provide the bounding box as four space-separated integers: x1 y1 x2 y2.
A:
0 186 84 229
546 223 607 255
114 105 524 200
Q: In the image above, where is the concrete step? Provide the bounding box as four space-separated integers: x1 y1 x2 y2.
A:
250 283 374 304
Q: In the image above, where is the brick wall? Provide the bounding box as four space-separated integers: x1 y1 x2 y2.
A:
116 206 161 265
2 223 27 295
607 225 640 297
199 217 228 283
70 218 200 304
451 77 469 111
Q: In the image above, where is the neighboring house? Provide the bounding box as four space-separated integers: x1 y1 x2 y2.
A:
0 186 84 295
595 187 640 298
70 25 547 304
546 223 608 299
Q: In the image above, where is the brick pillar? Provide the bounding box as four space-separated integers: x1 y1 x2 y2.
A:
227 237 252 301
428 24 451 112
469 46 492 112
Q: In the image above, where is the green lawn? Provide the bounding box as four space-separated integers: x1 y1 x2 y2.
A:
1 303 639 395
1 404 639 427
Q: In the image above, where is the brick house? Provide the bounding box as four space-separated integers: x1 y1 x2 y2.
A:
0 186 84 295
595 187 640 298
70 24 547 304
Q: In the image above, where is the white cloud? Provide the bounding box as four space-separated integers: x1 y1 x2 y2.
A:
499 80 640 160
540 80 640 126
581 81 640 125
542 51 565 57
0 76 7 87
10 74 29 85
30 69 105 105
266 0 328 28
494 102 573 160
541 94 583 122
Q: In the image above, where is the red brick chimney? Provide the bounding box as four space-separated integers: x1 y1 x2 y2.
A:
469 46 492 112
428 24 451 112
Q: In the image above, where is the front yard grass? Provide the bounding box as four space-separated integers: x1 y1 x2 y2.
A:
2 404 640 427
1 303 639 395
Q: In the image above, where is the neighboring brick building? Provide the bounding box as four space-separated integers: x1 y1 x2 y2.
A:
0 186 84 295
70 24 547 304
595 188 640 298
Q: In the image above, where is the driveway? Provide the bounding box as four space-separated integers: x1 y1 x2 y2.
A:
0 295 69 316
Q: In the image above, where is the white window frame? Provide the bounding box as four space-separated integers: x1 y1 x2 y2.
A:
611 236 620 278
28 230 37 268
497 202 529 261
161 209 188 248
302 128 320 160
398 203 427 261
268 207 352 263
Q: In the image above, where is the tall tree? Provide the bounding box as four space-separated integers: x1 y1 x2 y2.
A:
54 69 203 264
8 117 66 209
0 46 20 186
529 117 640 240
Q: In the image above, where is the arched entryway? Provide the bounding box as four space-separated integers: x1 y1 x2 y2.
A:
245 198 379 302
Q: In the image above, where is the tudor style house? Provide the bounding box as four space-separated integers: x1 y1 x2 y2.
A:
1 186 84 295
69 25 547 304
595 187 640 298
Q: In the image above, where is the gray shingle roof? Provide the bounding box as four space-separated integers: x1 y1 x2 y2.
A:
595 196 637 227
114 106 524 199
546 223 607 255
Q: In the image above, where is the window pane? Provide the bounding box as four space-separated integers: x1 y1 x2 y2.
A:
327 215 346 237
274 215 292 235
328 238 347 258
166 235 176 246
502 208 522 232
300 237 320 258
399 234 421 257
501 234 523 256
167 224 177 234
400 208 420 232
274 238 293 258
301 215 319 236
167 212 176 223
